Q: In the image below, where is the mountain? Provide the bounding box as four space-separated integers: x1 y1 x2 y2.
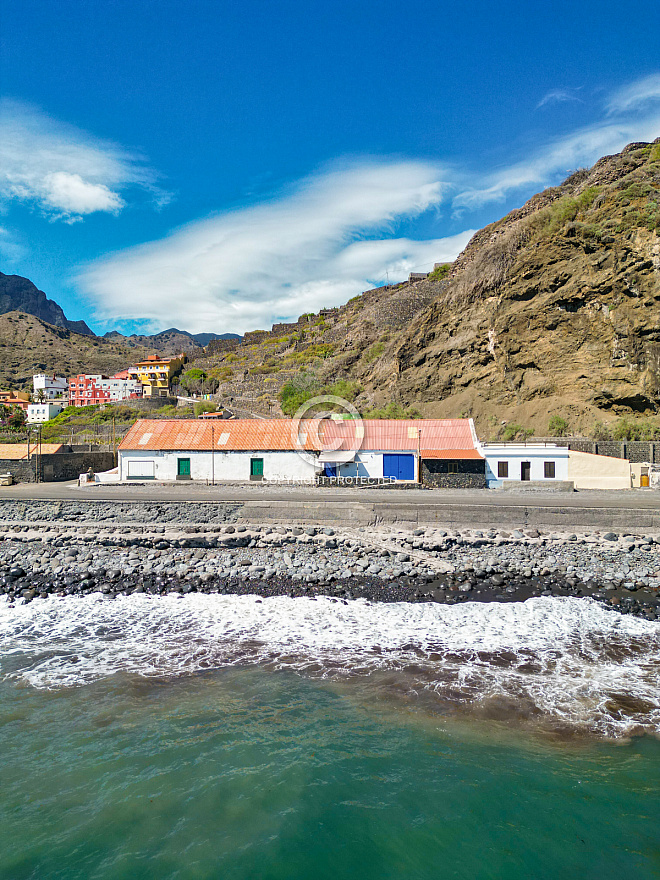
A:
103 328 240 354
0 311 152 391
191 138 660 435
0 272 93 336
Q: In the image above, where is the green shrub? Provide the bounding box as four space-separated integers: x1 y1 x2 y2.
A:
501 423 534 441
548 415 569 436
363 342 385 364
592 422 612 441
427 263 452 282
194 401 217 417
362 402 422 419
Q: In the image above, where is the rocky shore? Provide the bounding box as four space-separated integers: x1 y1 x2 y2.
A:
1 520 659 620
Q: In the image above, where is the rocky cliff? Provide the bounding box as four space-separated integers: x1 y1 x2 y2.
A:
364 139 660 435
0 272 93 336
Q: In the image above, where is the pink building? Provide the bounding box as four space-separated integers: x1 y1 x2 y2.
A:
68 373 143 407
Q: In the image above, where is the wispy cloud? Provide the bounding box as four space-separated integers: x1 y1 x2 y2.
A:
607 73 660 114
0 99 166 221
79 161 473 334
454 78 660 211
536 88 583 109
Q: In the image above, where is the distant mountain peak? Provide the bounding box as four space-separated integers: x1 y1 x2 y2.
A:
0 272 93 336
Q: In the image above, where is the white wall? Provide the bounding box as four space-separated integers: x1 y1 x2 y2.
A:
481 444 569 487
568 450 631 490
119 449 318 482
27 403 64 423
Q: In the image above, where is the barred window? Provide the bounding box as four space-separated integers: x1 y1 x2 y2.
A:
497 461 508 478
544 461 556 479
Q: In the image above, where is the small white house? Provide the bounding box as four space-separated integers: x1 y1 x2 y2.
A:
480 442 569 488
26 402 65 424
33 374 68 400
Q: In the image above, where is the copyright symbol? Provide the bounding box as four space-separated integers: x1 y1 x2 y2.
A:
291 395 364 467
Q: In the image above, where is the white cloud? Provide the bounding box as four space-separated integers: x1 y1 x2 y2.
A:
79 161 473 334
0 226 25 262
536 88 583 109
607 73 660 114
0 99 164 220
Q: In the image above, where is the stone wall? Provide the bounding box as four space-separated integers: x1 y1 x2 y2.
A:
422 459 486 489
0 451 116 483
40 451 116 482
551 440 660 463
0 460 37 483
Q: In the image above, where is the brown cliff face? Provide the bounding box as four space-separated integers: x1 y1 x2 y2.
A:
365 140 660 436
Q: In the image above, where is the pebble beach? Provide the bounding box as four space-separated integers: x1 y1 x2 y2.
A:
3 519 660 619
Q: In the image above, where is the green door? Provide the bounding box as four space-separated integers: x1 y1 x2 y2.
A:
177 458 191 478
250 458 264 479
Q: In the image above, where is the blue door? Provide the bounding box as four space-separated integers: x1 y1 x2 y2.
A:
324 464 337 477
383 454 415 481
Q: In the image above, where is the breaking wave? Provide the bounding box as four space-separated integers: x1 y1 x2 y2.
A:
1 594 659 738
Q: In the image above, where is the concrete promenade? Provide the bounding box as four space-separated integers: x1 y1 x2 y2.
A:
1 482 660 530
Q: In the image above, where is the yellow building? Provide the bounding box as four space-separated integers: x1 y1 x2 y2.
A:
128 354 185 398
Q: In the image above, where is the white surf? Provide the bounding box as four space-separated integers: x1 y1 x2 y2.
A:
1 594 659 737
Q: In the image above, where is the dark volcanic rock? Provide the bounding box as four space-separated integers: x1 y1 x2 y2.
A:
0 272 93 335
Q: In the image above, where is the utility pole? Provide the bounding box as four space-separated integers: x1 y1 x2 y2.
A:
211 423 215 487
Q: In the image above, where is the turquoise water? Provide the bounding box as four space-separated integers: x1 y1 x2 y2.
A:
1 669 660 880
2 593 660 878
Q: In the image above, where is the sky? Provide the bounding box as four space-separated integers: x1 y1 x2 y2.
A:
1 0 660 336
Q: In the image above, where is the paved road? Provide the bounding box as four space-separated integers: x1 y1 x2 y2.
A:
2 481 660 511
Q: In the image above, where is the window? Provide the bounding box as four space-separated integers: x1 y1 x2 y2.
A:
544 461 556 479
497 461 508 478
447 461 459 474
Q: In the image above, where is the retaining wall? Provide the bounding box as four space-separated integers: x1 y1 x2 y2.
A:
0 452 116 483
2 497 660 531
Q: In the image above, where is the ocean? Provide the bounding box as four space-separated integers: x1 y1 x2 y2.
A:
1 593 659 879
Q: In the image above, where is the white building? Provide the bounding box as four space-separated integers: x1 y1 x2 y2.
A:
33 374 68 400
479 442 570 487
26 402 65 423
118 418 483 484
119 419 318 482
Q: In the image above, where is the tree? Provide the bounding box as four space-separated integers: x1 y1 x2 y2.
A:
7 407 26 429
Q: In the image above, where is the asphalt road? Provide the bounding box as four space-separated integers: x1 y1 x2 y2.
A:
2 481 660 511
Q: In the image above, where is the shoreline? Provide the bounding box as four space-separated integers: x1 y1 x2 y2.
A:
2 520 660 620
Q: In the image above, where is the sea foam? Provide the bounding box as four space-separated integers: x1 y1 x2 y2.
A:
1 594 659 736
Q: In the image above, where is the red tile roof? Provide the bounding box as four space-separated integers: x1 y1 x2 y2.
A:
120 419 318 451
120 418 482 457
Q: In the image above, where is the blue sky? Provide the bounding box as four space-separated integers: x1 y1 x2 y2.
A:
1 0 660 334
